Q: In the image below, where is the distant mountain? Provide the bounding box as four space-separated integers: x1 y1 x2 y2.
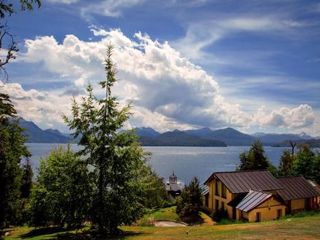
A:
134 127 160 138
19 119 71 143
138 129 227 147
272 138 320 148
186 127 255 146
18 120 318 146
254 133 309 145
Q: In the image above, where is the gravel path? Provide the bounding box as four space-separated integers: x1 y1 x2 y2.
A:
154 221 187 227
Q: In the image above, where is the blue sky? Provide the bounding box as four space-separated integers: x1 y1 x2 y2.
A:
2 0 320 136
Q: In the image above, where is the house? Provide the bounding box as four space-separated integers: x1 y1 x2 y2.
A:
165 171 184 198
277 176 320 213
204 170 320 222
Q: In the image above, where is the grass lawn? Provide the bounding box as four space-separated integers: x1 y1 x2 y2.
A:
4 213 320 239
139 206 180 224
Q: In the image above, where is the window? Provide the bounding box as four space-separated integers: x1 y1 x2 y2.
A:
222 184 227 198
215 200 219 210
221 202 225 210
215 180 220 196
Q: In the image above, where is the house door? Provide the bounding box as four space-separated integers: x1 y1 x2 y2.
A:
277 209 282 219
256 212 261 222
232 207 236 219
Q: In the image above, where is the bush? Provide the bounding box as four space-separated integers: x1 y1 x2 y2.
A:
211 208 229 222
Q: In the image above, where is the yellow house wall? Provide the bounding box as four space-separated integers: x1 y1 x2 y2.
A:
206 178 234 218
291 199 306 211
246 197 286 222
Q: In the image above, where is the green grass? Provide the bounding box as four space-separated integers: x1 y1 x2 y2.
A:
4 213 320 240
137 206 180 225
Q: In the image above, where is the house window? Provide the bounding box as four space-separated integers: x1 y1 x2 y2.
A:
215 180 220 196
277 209 282 219
222 184 227 198
215 200 219 210
221 202 225 210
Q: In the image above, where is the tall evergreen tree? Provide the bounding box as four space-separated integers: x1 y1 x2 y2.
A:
238 140 272 171
0 94 30 228
292 145 315 179
278 150 295 177
21 157 33 199
176 177 203 224
65 45 149 234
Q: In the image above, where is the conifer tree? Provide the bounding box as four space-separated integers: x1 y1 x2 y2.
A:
65 45 148 234
0 93 30 228
238 140 272 171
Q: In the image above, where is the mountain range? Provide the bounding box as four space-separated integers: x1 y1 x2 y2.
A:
19 119 319 147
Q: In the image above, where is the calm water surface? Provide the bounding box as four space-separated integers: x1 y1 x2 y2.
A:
26 143 288 183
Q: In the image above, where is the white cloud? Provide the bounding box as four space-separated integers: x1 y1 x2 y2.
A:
48 0 79 4
173 17 305 61
8 28 318 135
0 82 71 130
81 0 145 19
253 104 316 129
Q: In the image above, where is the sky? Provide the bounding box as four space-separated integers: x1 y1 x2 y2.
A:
1 0 320 136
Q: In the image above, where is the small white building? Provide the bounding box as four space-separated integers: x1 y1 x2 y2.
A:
165 171 184 198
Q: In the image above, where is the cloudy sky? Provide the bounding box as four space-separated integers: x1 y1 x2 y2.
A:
2 0 320 136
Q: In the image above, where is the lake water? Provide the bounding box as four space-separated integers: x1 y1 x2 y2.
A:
26 143 288 184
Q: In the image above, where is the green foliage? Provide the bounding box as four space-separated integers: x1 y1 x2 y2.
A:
176 177 203 224
291 145 320 183
278 150 295 176
238 140 275 172
64 45 156 235
29 147 92 228
292 145 315 178
0 100 30 228
21 158 33 199
211 208 229 222
0 0 41 18
137 162 168 209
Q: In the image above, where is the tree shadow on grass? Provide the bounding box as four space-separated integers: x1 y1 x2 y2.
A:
55 230 145 240
20 227 66 239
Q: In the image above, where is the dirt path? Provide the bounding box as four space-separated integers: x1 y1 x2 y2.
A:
154 221 187 227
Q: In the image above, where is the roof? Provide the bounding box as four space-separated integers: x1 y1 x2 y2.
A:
236 190 272 212
205 170 283 194
277 176 320 201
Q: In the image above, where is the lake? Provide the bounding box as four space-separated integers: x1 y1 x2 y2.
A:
26 143 288 184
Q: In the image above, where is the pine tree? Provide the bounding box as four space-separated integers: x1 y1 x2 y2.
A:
238 140 272 171
65 45 148 234
21 157 33 199
0 93 30 228
278 150 294 177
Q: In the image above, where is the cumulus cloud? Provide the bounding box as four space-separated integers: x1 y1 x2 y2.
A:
7 28 317 134
0 82 71 130
253 104 315 129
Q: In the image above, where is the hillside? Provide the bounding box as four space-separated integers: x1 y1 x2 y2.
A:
19 119 70 143
186 127 256 146
138 130 227 147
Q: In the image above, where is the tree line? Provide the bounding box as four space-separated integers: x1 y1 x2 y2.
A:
238 140 320 182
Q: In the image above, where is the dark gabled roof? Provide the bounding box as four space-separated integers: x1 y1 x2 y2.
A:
236 190 272 212
277 176 320 201
204 170 283 194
